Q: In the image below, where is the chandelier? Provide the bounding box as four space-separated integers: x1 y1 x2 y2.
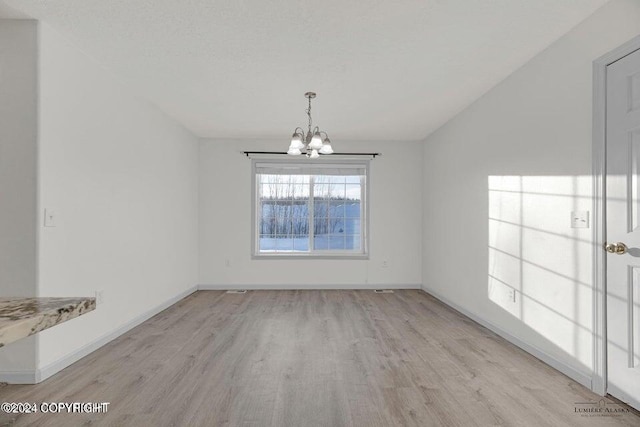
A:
287 92 333 158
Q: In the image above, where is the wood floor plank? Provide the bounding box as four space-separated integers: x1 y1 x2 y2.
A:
0 290 638 426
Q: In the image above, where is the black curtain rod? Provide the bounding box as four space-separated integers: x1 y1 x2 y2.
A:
243 151 380 158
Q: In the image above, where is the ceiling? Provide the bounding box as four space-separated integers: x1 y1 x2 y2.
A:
1 0 608 140
0 3 29 18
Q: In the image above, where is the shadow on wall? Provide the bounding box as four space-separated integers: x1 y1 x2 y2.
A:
487 175 594 371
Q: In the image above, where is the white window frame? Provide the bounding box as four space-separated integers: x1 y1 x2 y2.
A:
251 159 369 259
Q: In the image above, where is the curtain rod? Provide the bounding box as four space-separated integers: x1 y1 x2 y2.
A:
243 151 380 158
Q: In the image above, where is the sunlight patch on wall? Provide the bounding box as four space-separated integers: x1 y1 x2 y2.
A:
488 175 592 368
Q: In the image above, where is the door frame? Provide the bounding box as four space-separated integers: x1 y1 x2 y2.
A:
592 35 640 396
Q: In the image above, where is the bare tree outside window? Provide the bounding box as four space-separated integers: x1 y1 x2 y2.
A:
257 172 363 253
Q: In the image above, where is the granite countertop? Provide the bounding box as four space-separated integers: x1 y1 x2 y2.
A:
0 297 96 348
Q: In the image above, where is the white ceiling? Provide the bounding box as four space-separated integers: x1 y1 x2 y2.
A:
1 0 608 140
0 2 29 19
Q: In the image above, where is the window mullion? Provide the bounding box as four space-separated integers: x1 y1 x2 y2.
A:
309 175 314 253
256 173 260 253
361 175 365 254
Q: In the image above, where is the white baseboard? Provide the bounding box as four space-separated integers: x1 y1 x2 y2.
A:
0 370 39 384
30 285 198 384
197 283 422 290
421 286 594 390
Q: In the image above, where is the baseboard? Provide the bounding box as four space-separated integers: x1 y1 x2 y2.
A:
0 370 39 384
421 286 594 390
197 283 422 290
33 285 198 384
607 384 640 411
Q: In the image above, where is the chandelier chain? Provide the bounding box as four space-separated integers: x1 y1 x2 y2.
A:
306 96 312 133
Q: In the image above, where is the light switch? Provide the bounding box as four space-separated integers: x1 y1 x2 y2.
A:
44 209 57 227
571 211 589 229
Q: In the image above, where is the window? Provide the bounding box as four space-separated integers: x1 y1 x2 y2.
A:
253 161 368 257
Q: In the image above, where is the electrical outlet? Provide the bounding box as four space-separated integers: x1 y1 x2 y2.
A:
44 208 57 227
507 288 516 303
225 259 231 267
381 260 388 268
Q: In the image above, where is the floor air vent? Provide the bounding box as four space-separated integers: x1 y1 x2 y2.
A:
226 290 247 294
374 289 394 294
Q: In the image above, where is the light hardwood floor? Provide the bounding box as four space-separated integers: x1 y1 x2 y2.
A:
0 290 638 426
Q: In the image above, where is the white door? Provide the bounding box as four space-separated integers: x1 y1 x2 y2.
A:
606 47 640 410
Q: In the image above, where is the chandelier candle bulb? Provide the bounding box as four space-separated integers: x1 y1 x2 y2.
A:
288 92 334 158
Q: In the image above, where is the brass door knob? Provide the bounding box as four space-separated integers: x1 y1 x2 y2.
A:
605 242 628 254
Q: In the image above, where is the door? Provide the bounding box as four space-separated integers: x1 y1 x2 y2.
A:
606 47 640 410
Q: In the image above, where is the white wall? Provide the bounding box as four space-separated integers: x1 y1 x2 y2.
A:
199 139 422 288
0 20 38 298
33 23 199 374
0 19 38 375
422 0 640 386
